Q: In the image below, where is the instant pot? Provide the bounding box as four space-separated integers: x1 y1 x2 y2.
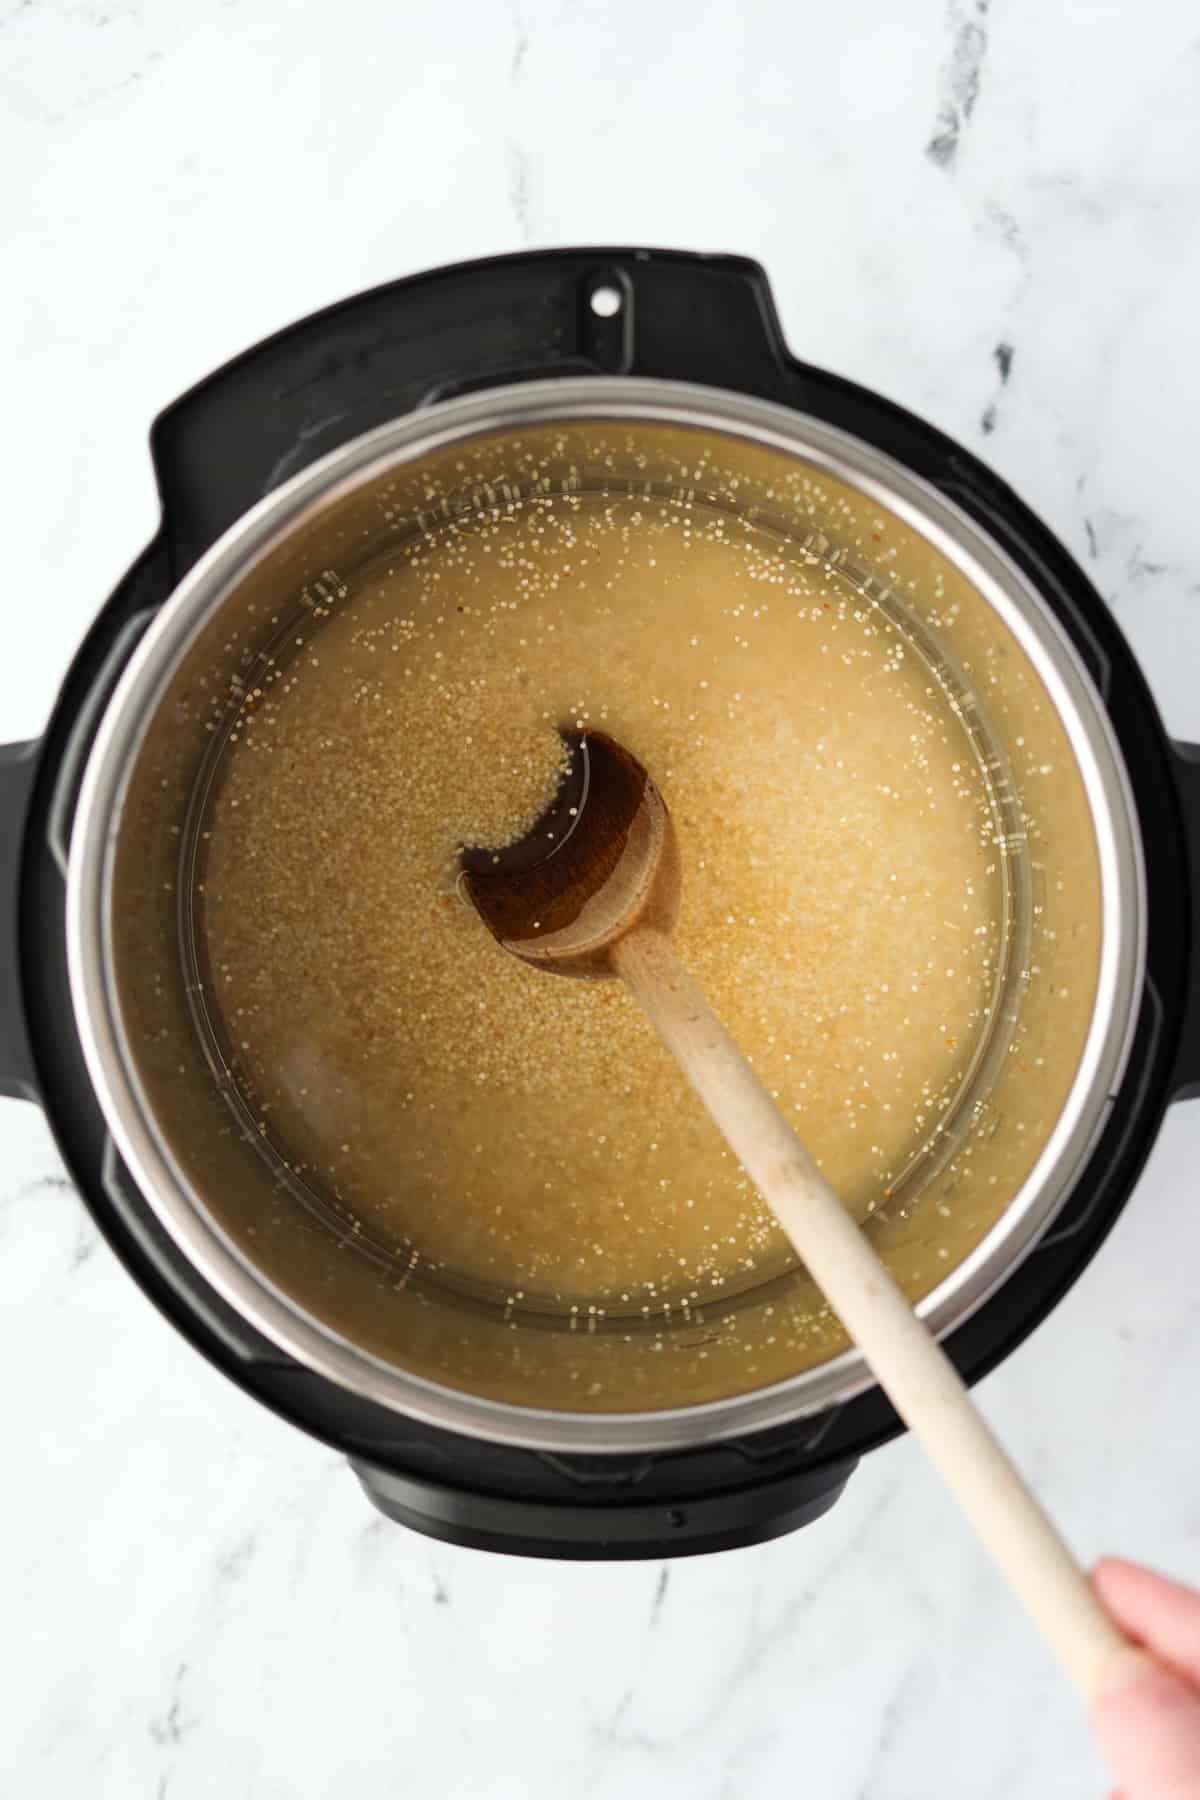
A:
2 249 1197 1558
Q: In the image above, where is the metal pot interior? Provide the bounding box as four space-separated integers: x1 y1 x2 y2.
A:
70 381 1143 1450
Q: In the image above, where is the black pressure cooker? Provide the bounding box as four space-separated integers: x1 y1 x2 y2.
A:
1 250 1196 1557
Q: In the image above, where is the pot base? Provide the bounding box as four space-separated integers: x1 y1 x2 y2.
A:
352 1451 857 1559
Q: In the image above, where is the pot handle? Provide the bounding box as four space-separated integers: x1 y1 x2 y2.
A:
1172 739 1200 1101
0 740 41 1101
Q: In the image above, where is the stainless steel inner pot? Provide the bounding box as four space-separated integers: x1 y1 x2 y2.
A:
66 378 1145 1452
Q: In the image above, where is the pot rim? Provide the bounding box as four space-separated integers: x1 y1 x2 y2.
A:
66 376 1146 1453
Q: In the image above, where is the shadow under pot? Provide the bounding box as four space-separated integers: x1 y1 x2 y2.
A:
2 249 1197 1558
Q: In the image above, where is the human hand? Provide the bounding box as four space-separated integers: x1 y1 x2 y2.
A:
1091 1557 1200 1798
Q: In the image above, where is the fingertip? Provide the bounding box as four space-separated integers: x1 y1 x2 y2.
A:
1090 1556 1200 1688
1091 1555 1140 1600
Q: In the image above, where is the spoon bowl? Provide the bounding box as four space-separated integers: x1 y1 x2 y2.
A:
463 731 680 977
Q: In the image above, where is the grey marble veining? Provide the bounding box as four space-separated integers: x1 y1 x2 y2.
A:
2 3 1199 1795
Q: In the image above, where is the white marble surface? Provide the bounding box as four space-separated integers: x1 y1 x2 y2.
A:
2 3 1200 1794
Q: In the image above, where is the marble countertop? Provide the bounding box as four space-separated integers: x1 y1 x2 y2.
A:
3 3 1200 1795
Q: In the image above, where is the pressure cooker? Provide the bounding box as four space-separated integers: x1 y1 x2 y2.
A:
2 249 1196 1557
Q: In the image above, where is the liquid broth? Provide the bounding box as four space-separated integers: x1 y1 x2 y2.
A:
202 491 1002 1315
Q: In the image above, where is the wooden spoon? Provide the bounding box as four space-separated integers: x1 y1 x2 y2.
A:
464 729 1127 1699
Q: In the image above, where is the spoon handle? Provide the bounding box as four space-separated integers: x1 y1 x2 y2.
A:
612 926 1128 1701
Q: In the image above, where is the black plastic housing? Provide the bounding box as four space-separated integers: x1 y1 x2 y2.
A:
2 249 1197 1557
